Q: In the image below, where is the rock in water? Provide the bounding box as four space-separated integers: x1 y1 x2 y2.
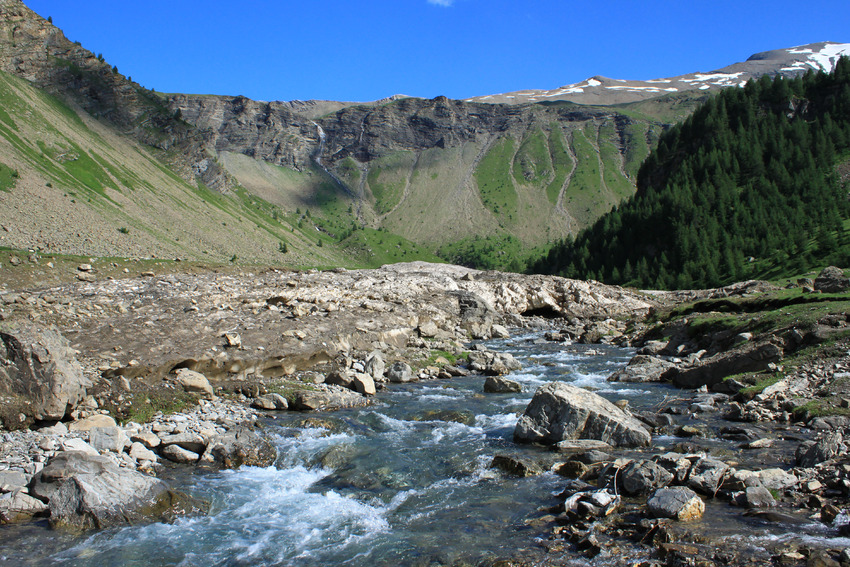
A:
647 487 705 521
514 382 651 447
483 376 522 393
28 451 175 530
200 425 276 469
0 326 91 423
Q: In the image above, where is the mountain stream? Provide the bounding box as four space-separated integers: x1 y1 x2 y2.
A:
1 333 847 566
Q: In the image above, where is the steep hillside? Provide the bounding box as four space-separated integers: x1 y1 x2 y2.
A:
170 93 677 255
532 60 850 288
0 68 363 265
2 0 846 271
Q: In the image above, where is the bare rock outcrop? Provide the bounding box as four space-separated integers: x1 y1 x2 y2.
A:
0 326 90 425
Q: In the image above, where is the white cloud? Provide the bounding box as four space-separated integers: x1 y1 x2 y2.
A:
428 0 455 6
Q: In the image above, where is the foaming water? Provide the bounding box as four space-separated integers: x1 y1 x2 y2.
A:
6 330 808 566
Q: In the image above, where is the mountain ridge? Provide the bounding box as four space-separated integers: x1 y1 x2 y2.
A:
1 0 847 271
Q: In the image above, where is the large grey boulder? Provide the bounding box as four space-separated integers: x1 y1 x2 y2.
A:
607 355 675 383
28 451 175 530
387 362 414 383
668 342 783 390
200 425 276 469
621 459 674 495
647 487 705 521
814 266 850 293
687 457 729 496
514 382 651 447
0 326 91 423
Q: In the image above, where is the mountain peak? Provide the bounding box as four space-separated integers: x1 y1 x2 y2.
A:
466 42 850 107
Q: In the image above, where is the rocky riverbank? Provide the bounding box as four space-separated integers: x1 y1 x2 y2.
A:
2 261 850 565
0 261 652 533
514 269 850 565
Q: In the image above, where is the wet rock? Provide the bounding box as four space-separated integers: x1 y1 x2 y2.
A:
28 451 174 530
491 324 510 339
200 425 276 469
483 376 522 393
687 457 729 496
814 266 850 293
734 486 776 508
647 487 705 521
555 440 613 454
756 468 797 491
668 342 784 390
0 326 91 423
290 387 370 411
514 382 651 448
563 488 620 519
607 355 675 383
0 489 48 524
467 350 522 376
387 362 414 383
491 454 542 477
621 459 674 496
364 351 385 382
797 432 845 467
352 373 376 396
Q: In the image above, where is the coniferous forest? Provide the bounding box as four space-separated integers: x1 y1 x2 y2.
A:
532 57 850 289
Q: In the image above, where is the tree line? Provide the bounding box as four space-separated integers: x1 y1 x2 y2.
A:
531 57 850 289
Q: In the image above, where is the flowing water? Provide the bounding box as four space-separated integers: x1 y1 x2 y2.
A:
2 333 847 566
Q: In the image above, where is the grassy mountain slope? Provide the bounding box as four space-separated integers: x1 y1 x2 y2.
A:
0 68 440 267
532 61 850 288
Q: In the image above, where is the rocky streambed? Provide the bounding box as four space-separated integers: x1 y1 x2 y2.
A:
1 262 849 565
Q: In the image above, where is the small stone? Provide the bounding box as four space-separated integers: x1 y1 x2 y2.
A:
174 368 214 399
88 426 128 453
130 431 161 449
60 438 99 455
128 442 158 463
161 444 200 464
68 414 118 432
223 333 242 348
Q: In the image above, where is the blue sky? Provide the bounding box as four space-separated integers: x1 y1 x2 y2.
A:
24 0 850 102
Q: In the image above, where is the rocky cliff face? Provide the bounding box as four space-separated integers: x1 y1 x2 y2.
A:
169 91 653 247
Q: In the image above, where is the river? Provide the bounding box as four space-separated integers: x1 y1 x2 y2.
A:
1 332 846 565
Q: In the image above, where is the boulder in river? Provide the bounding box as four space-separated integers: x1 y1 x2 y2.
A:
513 382 651 447
483 376 522 393
200 425 276 469
28 451 181 530
647 487 705 521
